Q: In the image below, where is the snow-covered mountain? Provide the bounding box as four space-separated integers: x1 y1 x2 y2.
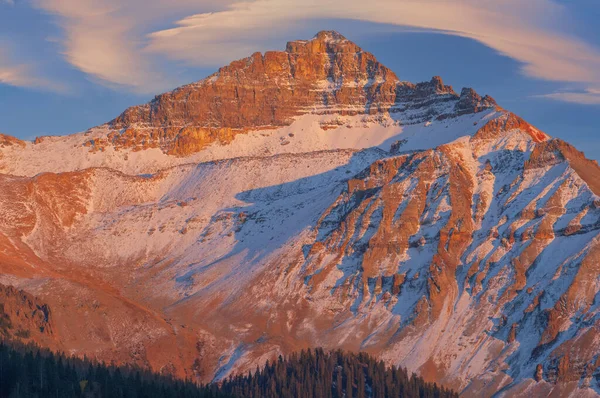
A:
1 31 600 397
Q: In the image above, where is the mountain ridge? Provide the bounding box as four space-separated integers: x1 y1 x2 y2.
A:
81 31 497 157
1 31 600 398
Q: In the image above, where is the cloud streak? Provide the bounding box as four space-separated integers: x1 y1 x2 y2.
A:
0 46 65 92
32 0 165 93
146 0 600 104
25 0 600 104
31 0 230 93
536 89 600 105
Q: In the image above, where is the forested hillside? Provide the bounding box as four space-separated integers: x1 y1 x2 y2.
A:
0 342 456 397
219 348 458 398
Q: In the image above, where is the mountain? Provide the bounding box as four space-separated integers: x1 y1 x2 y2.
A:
1 31 600 397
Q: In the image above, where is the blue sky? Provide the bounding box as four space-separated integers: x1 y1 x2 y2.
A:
1 0 599 159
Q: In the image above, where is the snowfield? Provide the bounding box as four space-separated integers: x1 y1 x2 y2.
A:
0 39 598 396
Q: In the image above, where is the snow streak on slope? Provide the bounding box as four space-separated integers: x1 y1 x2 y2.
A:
3 109 597 397
0 110 498 177
2 30 600 398
278 125 600 396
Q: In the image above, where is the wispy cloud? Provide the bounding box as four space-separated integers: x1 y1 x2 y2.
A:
25 0 600 105
536 89 600 105
0 47 65 92
32 0 165 93
30 0 227 93
0 64 39 88
145 0 600 104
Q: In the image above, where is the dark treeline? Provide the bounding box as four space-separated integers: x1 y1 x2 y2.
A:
220 348 458 398
0 341 224 398
0 341 457 397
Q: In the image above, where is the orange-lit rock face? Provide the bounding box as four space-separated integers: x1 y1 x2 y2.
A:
113 31 399 129
99 31 495 156
0 134 25 148
105 31 402 155
291 123 600 394
2 30 600 398
302 142 478 323
473 112 547 143
0 284 53 343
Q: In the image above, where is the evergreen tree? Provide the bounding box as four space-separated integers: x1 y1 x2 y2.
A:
0 340 458 398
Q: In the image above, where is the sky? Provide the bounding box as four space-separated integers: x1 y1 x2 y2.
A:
0 0 599 158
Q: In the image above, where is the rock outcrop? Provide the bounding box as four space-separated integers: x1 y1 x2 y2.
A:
97 31 496 156
0 133 25 148
0 30 599 398
0 284 53 340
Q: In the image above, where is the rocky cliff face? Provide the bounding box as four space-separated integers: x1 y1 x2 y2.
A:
0 31 598 397
294 125 600 396
94 31 496 156
102 31 401 155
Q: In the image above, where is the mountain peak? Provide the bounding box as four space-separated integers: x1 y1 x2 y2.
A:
3 29 600 398
455 87 498 115
285 30 359 54
413 76 456 95
313 30 348 42
104 31 499 156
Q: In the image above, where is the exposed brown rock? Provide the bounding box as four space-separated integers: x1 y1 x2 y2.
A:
392 273 406 295
535 364 544 382
526 139 600 195
0 133 25 148
101 31 496 156
540 240 600 346
424 142 477 319
563 224 582 236
524 292 542 313
107 31 401 155
413 76 456 98
0 284 53 340
472 112 547 143
455 87 497 116
507 323 518 344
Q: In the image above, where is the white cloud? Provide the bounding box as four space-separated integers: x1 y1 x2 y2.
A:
27 0 600 104
31 0 229 93
145 0 600 104
0 64 37 87
32 0 163 93
537 89 600 105
0 47 65 92
0 64 65 92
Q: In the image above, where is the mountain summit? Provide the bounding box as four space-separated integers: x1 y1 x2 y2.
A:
1 31 599 397
104 30 495 156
